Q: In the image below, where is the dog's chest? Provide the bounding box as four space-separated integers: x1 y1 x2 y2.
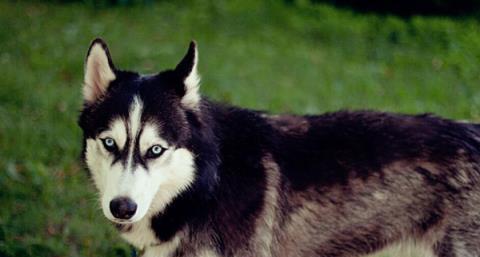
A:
120 218 159 250
120 218 190 257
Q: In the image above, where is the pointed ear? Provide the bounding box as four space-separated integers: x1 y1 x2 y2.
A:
175 41 200 109
83 38 116 104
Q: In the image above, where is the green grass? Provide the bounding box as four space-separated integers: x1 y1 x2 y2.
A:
1 0 480 256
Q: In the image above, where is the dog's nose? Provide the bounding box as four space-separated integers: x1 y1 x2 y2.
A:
109 197 137 220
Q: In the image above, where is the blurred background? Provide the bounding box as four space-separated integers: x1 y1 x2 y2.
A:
2 0 480 256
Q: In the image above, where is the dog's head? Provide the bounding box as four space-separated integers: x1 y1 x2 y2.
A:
78 39 209 224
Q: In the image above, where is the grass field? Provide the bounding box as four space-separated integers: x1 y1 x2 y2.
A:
1 0 480 256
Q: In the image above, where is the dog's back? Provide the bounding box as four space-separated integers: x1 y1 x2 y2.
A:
189 107 480 257
258 111 480 257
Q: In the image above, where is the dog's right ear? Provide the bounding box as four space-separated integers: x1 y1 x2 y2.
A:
83 38 116 104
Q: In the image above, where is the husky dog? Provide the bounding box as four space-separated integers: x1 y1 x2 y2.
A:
79 38 480 257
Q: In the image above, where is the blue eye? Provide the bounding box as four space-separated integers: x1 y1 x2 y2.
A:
102 137 117 152
146 145 165 159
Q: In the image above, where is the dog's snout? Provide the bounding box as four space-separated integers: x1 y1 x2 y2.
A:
109 197 137 220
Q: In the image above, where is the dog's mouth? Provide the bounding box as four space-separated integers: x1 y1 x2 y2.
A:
111 218 135 224
111 221 134 233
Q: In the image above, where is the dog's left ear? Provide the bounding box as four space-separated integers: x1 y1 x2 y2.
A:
175 41 200 109
83 38 116 104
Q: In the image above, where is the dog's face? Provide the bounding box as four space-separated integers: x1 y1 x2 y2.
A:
79 39 201 224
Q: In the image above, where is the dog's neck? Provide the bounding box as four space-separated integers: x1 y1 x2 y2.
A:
120 101 277 255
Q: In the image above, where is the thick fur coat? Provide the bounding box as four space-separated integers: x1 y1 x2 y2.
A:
79 39 480 257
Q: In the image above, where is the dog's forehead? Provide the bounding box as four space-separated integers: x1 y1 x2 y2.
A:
97 97 180 147
80 71 187 141
102 74 171 114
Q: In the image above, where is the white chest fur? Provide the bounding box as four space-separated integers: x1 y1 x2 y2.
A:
120 215 184 257
120 216 159 250
141 236 181 257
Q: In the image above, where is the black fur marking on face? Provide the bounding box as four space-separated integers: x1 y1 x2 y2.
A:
133 127 148 170
79 71 140 138
111 152 123 167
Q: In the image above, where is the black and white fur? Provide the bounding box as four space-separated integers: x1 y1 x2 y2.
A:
79 38 480 257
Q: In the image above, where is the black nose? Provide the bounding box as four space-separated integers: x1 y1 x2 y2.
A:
109 197 137 220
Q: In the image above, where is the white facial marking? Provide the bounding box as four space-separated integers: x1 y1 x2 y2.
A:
83 43 116 103
181 46 201 109
126 97 143 172
120 148 196 249
147 148 196 213
86 118 126 193
98 119 127 151
139 123 169 155
85 96 197 226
